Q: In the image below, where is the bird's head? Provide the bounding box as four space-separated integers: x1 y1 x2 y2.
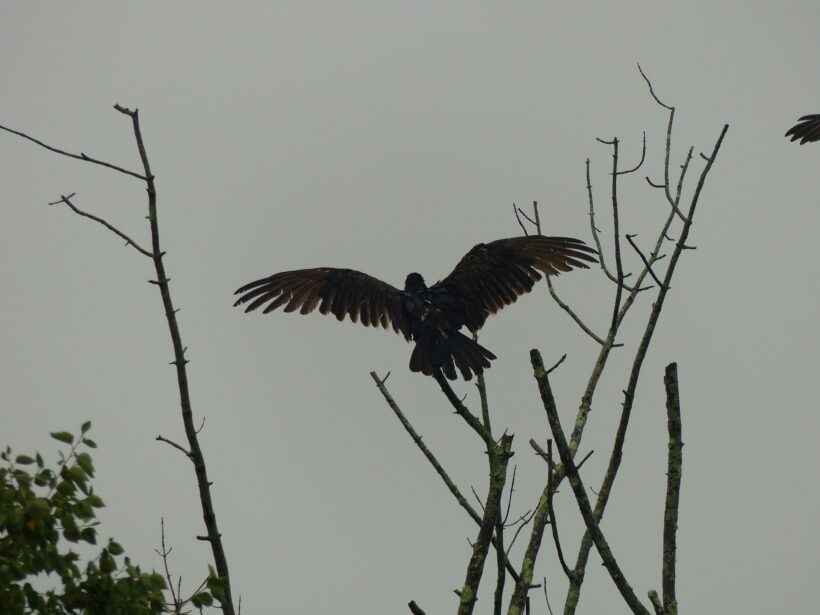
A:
404 272 427 293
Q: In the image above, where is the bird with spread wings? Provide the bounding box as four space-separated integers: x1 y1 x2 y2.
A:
234 235 597 380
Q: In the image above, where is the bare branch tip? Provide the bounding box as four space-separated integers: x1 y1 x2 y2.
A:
546 354 567 376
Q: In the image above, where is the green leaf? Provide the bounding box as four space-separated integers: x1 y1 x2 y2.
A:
34 469 54 487
80 527 96 545
75 453 94 476
107 541 124 556
56 480 76 496
191 591 214 608
35 453 44 469
99 550 116 574
80 421 91 434
28 498 50 516
50 431 74 445
81 438 97 449
86 494 105 509
15 455 35 465
207 575 227 604
65 465 87 483
75 502 95 521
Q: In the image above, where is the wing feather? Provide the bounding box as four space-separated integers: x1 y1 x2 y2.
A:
786 114 820 144
234 268 410 339
432 235 597 330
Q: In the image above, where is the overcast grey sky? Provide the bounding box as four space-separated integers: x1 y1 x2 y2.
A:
2 2 819 613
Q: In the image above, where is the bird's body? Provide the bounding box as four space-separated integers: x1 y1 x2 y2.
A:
786 114 820 144
235 235 597 380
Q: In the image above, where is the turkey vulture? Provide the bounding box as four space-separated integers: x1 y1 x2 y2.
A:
786 115 820 144
234 235 597 380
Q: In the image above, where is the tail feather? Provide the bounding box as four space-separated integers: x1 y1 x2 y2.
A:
410 329 496 380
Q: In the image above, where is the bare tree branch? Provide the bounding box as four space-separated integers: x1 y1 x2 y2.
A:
648 590 664 615
662 363 683 615
547 278 611 346
0 121 147 180
607 138 626 333
616 132 647 176
432 371 495 449
530 350 651 615
457 434 514 615
408 600 426 615
507 477 551 615
156 435 191 459
513 203 530 236
625 234 664 288
564 122 728 615
369 371 523 584
113 104 236 615
48 193 154 257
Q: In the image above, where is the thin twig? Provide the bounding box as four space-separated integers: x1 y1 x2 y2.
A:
607 138 626 334
474 344 492 432
517 205 538 229
513 203 530 236
156 518 180 610
625 234 664 288
370 371 481 523
432 370 495 449
49 193 154 257
532 201 542 235
503 465 517 525
494 501 506 615
0 122 147 180
546 440 575 582
471 486 485 511
547 279 611 346
616 132 647 175
575 449 594 471
637 63 673 110
543 577 555 615
156 436 192 459
545 354 567 375
504 510 535 554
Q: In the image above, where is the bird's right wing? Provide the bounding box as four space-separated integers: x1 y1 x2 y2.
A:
786 115 820 144
234 268 411 339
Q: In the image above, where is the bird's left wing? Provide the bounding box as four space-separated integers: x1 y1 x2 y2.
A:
432 235 597 330
786 114 820 144
234 268 411 339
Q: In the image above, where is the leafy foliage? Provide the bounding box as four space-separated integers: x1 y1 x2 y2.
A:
0 423 167 614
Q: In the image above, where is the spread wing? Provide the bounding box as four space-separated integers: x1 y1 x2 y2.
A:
786 115 820 144
234 268 411 339
432 235 597 331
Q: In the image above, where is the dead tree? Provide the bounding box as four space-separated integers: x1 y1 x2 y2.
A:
371 66 727 615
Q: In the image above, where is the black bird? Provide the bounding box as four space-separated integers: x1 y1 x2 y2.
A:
785 115 820 144
234 235 597 380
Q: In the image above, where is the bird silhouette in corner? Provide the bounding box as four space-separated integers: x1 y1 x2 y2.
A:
234 235 597 380
786 115 820 144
